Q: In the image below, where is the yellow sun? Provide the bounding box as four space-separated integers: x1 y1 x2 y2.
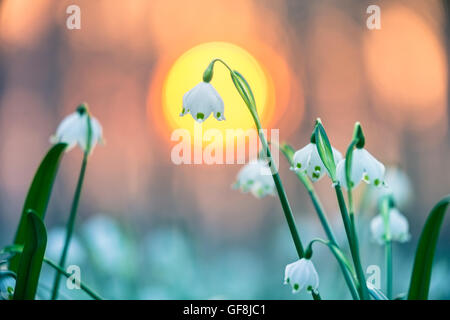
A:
162 42 275 142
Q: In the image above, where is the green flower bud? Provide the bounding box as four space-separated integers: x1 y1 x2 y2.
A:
202 61 214 83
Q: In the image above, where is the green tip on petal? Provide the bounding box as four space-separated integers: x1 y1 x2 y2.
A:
196 113 204 120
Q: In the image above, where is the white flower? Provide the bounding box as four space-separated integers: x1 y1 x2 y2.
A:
370 208 411 245
234 159 275 198
180 82 225 123
292 143 342 182
0 271 15 300
50 105 103 154
376 167 413 208
336 148 385 189
284 258 319 294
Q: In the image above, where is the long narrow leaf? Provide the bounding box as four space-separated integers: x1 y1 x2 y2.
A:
13 211 47 300
10 143 66 272
407 195 450 300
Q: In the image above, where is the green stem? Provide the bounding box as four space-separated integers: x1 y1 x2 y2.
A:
279 144 359 299
50 153 88 300
259 134 304 258
300 175 337 245
306 238 360 300
44 258 102 300
380 196 393 299
335 185 370 299
212 60 321 300
385 241 393 299
341 135 370 300
258 125 323 300
1 246 102 300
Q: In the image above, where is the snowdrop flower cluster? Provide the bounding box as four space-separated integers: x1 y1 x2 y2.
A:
370 208 411 245
50 104 103 154
336 148 385 189
234 160 275 198
180 82 225 123
284 258 319 294
292 143 342 182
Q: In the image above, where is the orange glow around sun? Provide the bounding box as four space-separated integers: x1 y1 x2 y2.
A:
148 42 286 147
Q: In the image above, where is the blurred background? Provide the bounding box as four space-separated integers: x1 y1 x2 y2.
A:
0 0 449 299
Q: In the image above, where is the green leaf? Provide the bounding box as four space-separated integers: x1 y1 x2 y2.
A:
314 121 337 181
230 71 256 110
407 195 450 300
13 210 47 300
10 143 67 272
233 71 256 107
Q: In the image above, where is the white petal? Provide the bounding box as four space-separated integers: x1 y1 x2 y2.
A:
360 149 385 187
182 82 225 123
292 144 314 171
78 115 103 153
306 146 326 182
332 147 343 165
336 159 347 188
341 149 367 189
52 110 103 154
370 208 410 245
370 214 385 245
235 160 275 198
389 209 410 242
53 112 82 150
284 259 319 294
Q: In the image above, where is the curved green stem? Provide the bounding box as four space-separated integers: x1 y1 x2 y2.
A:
51 152 88 300
44 258 102 300
211 59 322 300
279 144 359 299
335 185 370 299
306 238 360 300
1 246 102 300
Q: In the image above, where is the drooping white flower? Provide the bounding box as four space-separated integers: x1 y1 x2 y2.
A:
234 159 275 198
375 166 413 208
292 143 342 182
336 148 385 189
370 208 411 245
180 82 225 123
284 258 319 294
50 104 103 154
